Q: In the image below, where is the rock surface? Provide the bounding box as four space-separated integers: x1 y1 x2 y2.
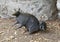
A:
0 0 57 21
57 0 60 19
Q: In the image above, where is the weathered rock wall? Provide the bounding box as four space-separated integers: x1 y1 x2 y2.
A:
57 0 60 19
0 0 57 21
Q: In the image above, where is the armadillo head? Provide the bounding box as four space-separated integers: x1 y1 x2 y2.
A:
12 8 21 17
12 11 20 17
39 21 47 31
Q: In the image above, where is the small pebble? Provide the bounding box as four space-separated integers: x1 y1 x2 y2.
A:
0 31 4 34
30 40 34 42
14 31 17 35
34 40 39 42
10 36 15 39
24 36 27 38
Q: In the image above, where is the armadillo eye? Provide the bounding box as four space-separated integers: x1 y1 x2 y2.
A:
40 25 45 30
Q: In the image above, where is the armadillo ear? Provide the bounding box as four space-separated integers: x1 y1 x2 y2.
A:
18 8 24 13
14 9 16 12
18 8 20 11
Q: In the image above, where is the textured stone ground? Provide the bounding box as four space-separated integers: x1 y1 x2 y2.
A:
0 18 60 42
